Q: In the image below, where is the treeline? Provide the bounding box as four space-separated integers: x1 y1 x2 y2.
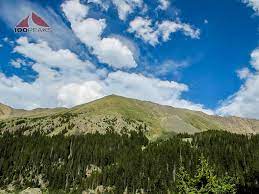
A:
0 130 258 193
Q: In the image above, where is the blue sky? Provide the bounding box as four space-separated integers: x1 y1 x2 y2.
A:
0 0 259 118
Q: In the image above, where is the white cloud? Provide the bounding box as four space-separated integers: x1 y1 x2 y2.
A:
14 37 95 71
105 70 188 96
243 0 259 13
67 17 106 47
158 20 200 41
128 17 159 46
111 0 131 21
128 17 200 46
57 81 104 107
62 0 137 69
61 0 88 22
158 0 170 10
217 48 259 119
94 37 137 68
110 34 140 59
251 48 259 69
236 67 251 79
111 0 143 20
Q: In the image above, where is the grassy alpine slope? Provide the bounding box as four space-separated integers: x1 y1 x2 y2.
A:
0 95 259 139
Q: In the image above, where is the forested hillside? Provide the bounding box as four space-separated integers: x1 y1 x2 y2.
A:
1 96 259 193
0 130 258 193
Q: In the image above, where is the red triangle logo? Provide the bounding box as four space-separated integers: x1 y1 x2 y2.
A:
31 12 49 27
16 15 29 27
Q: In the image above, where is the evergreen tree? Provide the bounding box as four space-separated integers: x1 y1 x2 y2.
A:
176 156 237 193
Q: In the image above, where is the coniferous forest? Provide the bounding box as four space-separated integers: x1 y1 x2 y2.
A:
0 130 259 193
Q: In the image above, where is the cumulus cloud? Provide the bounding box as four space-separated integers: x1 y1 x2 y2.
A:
128 17 200 46
217 48 259 119
62 0 137 69
128 17 159 46
94 38 137 69
60 0 88 22
58 81 104 107
111 0 143 20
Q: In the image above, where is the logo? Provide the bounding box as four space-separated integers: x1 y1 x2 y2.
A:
14 12 51 33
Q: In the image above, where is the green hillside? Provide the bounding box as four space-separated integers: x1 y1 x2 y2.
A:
0 95 259 139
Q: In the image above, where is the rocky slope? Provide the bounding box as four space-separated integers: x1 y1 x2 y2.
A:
0 95 258 139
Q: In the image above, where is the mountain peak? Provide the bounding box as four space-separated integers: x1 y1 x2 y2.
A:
0 96 259 138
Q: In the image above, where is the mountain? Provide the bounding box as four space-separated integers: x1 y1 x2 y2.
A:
0 95 258 139
0 103 66 119
0 103 13 119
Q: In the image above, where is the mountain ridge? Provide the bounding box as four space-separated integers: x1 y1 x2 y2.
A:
0 102 67 119
0 95 258 139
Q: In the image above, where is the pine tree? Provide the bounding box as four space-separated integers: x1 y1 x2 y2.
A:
176 156 237 193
